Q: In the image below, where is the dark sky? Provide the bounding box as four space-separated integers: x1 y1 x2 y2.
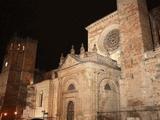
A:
0 0 160 71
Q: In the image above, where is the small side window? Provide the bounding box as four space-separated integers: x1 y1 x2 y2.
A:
68 84 75 91
104 84 111 90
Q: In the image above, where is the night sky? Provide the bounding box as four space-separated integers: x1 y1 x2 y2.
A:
0 0 160 71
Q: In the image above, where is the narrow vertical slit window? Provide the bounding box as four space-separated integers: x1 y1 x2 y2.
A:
39 91 43 107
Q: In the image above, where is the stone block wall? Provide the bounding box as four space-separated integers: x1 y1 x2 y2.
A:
86 11 119 56
117 0 154 109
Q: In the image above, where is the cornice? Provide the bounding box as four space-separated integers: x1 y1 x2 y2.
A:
85 11 118 31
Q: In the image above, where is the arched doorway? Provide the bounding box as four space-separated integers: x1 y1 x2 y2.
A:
67 101 74 120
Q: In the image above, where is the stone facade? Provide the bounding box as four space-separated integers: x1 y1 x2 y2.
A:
0 0 160 120
23 53 120 120
23 0 160 120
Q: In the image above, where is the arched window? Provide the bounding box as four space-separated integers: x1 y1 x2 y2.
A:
17 43 21 50
104 84 111 90
67 101 74 120
68 84 75 91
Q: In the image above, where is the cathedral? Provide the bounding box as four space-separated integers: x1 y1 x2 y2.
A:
0 0 160 120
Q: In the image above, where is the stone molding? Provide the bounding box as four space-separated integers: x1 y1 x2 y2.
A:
86 11 118 30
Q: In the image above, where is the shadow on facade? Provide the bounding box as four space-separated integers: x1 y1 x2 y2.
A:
97 108 160 120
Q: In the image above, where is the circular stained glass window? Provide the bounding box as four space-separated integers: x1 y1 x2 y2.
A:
104 29 120 51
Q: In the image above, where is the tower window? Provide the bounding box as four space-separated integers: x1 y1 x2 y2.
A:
10 43 13 49
5 62 8 67
23 46 25 50
104 84 111 90
68 84 75 91
17 44 21 50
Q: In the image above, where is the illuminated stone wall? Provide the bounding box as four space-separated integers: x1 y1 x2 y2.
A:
22 0 160 120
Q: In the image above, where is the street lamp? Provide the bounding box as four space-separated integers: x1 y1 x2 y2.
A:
14 111 18 120
42 110 48 120
14 112 17 115
0 112 7 120
3 113 7 116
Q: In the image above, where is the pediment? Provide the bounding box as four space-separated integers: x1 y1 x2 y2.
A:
60 55 80 69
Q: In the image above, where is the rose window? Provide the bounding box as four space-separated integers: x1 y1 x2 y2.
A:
104 29 120 51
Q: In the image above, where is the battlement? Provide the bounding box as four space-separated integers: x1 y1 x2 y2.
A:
1 36 37 74
6 37 37 52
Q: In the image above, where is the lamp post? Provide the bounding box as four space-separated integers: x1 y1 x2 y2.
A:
14 111 18 120
0 112 7 120
42 110 48 120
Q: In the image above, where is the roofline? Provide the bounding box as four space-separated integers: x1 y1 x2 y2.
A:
85 11 118 31
58 60 120 72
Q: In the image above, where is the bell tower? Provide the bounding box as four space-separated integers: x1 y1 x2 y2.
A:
117 0 153 110
0 36 37 120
